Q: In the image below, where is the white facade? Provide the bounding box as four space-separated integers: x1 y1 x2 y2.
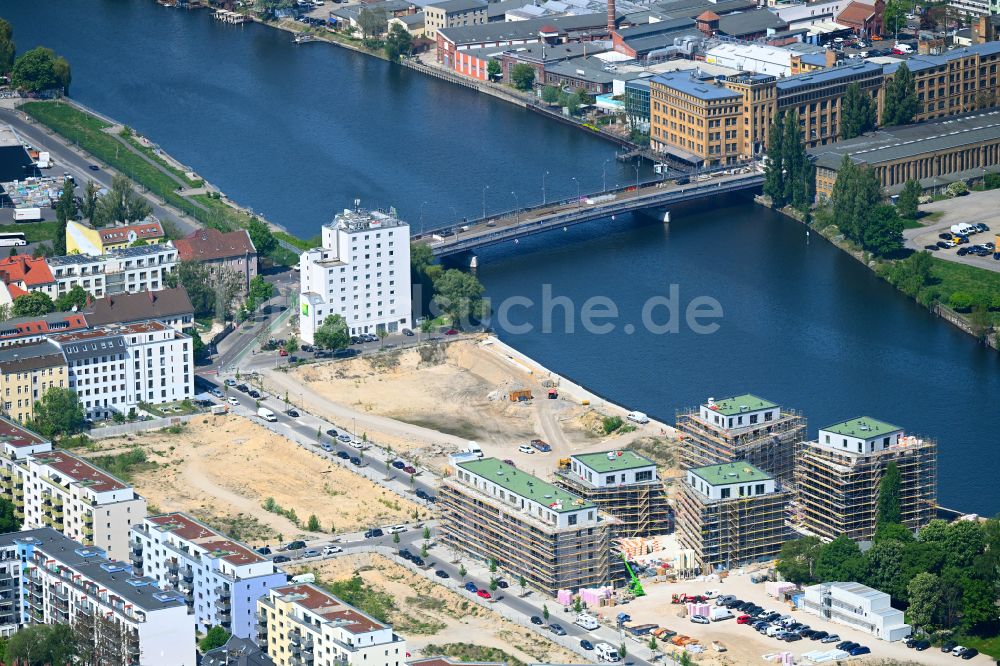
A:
686 464 777 501
40 244 177 299
569 451 659 488
299 207 412 343
802 582 912 642
948 0 991 16
816 418 904 456
772 0 851 28
698 398 782 433
49 322 193 419
705 43 796 77
12 529 195 666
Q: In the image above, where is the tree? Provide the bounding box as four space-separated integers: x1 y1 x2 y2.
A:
840 82 876 140
487 59 502 80
432 268 487 326
30 387 86 438
518 574 527 595
52 54 72 95
377 329 389 347
775 536 822 584
906 572 942 631
245 217 276 257
306 514 321 531
943 520 986 569
284 336 299 353
247 275 275 309
541 85 560 104
92 175 151 228
875 522 914 544
411 243 434 275
883 0 908 37
10 47 62 93
763 119 785 204
459 564 467 579
0 498 18 534
510 63 535 91
198 625 231 653
53 179 76 256
542 603 549 620
877 461 902 528
882 62 918 127
54 285 90 312
357 7 388 38
423 526 431 541
490 578 499 592
974 88 996 110
831 156 884 249
189 328 208 363
780 110 814 211
12 291 55 318
81 180 100 221
384 23 412 62
887 250 932 298
863 204 904 257
313 314 350 351
647 634 658 655
4 623 83 666
393 531 400 544
488 557 497 573
863 539 908 601
896 179 921 219
946 181 968 197
0 18 14 75
814 535 863 583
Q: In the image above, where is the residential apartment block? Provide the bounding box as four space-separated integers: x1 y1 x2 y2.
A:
675 394 806 487
131 512 285 639
66 219 166 256
84 286 195 331
676 462 790 572
0 340 68 423
44 243 178 299
257 583 407 666
554 450 671 538
0 425 147 561
440 456 614 596
423 0 486 40
49 321 193 420
4 527 194 665
0 312 90 349
299 206 411 343
796 417 937 542
801 581 911 642
174 228 257 291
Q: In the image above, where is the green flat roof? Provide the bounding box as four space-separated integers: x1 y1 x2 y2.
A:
689 461 772 486
822 416 901 439
708 394 777 417
573 450 656 474
457 458 594 512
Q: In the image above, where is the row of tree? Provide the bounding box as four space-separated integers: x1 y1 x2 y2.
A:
777 464 1000 636
0 20 71 94
411 243 488 326
763 110 815 212
829 155 903 256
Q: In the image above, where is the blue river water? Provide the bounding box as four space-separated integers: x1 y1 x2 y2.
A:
4 1 999 514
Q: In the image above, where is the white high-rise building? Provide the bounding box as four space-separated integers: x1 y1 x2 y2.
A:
299 205 411 343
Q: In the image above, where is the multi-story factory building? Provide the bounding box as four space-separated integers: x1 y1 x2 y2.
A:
299 205 412 343
131 512 285 639
676 462 790 572
257 583 406 666
554 450 671 538
4 527 194 666
440 456 615 596
796 417 937 542
676 394 806 487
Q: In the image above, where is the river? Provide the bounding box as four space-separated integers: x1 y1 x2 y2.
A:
5 2 999 514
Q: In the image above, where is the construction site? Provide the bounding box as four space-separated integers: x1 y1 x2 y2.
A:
675 462 791 573
439 457 617 597
675 394 806 487
796 419 938 542
553 450 672 539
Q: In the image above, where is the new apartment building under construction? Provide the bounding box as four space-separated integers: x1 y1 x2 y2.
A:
796 417 937 542
440 456 615 596
676 394 806 486
554 450 671 538
676 461 790 572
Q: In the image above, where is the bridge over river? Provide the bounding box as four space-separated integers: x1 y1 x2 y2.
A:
416 169 764 259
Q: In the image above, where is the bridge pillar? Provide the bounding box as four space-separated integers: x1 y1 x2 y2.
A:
634 207 671 224
468 254 478 271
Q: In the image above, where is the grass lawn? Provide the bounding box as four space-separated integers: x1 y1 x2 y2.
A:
928 258 1000 325
118 129 202 188
0 221 59 243
274 231 314 251
955 633 1000 659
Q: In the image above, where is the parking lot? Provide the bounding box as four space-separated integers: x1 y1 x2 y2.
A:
608 573 987 664
905 189 1000 273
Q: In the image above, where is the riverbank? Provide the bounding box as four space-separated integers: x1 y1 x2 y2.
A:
756 194 1000 350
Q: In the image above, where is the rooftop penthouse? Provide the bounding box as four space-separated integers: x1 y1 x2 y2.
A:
686 461 777 500
0 414 52 460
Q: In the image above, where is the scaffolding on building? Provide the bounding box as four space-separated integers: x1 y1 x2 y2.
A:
553 471 672 539
675 407 806 486
795 436 937 542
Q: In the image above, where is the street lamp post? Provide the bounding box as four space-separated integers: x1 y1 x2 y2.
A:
419 200 427 236
634 159 640 193
542 170 549 205
511 191 519 223
482 184 490 219
602 159 610 192
572 177 580 207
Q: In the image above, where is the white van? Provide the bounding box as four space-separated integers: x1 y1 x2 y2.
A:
291 573 316 584
626 411 649 424
595 643 620 662
466 441 484 458
257 407 277 422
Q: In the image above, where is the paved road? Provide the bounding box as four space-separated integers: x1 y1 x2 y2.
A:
0 108 198 236
903 190 1000 273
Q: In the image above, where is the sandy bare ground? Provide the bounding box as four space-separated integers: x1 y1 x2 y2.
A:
289 553 580 665
279 339 659 474
82 416 423 545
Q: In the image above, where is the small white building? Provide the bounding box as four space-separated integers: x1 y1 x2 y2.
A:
705 43 797 77
299 205 412 343
801 582 912 642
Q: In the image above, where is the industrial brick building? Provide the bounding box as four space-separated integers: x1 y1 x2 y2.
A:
675 394 806 487
676 462 790 571
554 450 671 538
440 456 615 596
796 417 937 542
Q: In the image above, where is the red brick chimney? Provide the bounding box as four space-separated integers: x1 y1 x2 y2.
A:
607 0 615 34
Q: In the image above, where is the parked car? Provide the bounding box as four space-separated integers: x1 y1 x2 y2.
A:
224 379 237 386
411 556 424 566
248 390 261 398
518 444 535 454
392 460 406 469
282 540 306 551
476 590 492 599
580 640 594 651
227 397 239 406
736 615 752 624
302 549 320 558
941 641 958 653
914 640 931 651
960 648 978 659
323 545 342 555
850 646 870 656
464 582 478 593
256 546 272 555
336 451 350 459
496 579 509 588
338 434 351 442
326 428 338 437
690 615 710 624
402 328 414 336
349 456 361 466
286 409 300 417
810 630 828 641
820 634 840 644
530 616 543 625
272 555 291 563
279 349 289 357
364 528 383 538
435 569 449 578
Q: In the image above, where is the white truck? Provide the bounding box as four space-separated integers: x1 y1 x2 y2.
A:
595 643 620 663
257 407 277 422
466 441 484 458
37 152 51 169
574 613 600 630
13 207 42 222
626 411 649 424
709 607 734 622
